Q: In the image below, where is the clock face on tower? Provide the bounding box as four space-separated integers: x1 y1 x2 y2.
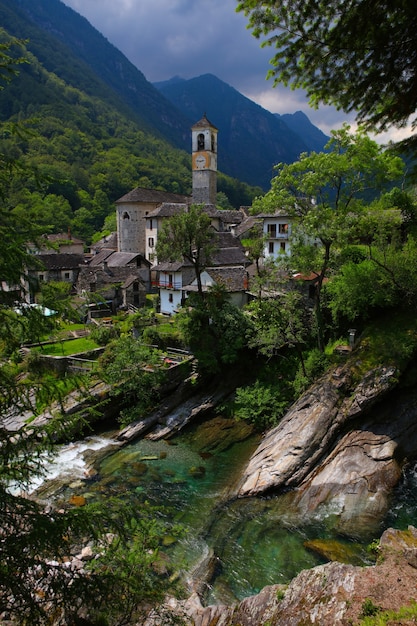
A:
193 151 209 170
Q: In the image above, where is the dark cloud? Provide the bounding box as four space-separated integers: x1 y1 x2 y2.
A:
62 0 406 142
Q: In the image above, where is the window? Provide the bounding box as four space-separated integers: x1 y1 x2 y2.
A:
122 211 130 220
269 241 274 254
279 223 288 234
197 133 205 150
280 242 286 252
148 237 154 248
64 272 70 280
168 273 173 287
168 293 173 303
38 274 44 282
149 219 153 230
267 224 277 237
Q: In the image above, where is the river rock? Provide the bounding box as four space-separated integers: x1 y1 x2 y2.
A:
237 363 398 498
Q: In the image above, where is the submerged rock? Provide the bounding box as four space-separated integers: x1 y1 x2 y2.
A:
303 538 367 565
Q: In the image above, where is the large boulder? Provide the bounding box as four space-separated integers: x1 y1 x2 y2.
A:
236 363 398 497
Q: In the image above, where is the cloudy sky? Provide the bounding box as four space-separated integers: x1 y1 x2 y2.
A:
62 0 409 143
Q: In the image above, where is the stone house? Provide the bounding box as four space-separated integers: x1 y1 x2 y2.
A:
152 231 250 315
185 266 250 309
27 253 85 301
77 250 150 312
29 232 85 256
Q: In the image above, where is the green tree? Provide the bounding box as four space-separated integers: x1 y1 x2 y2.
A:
237 0 417 137
326 190 417 324
177 287 251 374
0 41 169 625
37 280 77 321
98 335 166 426
241 222 267 278
252 125 404 350
247 289 311 376
156 203 217 298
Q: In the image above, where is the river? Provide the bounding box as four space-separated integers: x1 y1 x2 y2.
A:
27 413 417 605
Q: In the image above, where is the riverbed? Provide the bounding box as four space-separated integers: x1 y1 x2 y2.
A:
27 412 399 604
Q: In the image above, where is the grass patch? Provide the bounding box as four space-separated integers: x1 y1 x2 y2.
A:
22 371 91 415
357 599 417 624
35 337 99 356
59 322 86 332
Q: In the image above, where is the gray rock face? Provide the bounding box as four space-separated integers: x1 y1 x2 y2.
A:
234 359 417 535
237 363 398 497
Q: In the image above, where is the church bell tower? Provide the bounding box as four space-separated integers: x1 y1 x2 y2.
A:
191 113 218 205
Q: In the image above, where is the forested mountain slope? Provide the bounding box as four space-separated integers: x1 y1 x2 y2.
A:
3 0 191 149
0 18 261 240
1 0 328 190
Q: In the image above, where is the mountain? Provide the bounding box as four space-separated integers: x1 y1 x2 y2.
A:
155 74 329 189
277 111 329 153
1 0 191 149
0 0 328 194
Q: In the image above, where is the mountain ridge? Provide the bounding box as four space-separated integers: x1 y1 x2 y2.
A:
0 0 329 190
155 73 329 188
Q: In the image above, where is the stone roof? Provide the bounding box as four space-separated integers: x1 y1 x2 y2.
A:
88 249 115 266
90 232 118 253
234 216 262 238
89 251 150 268
122 274 146 289
183 266 248 293
216 231 245 248
147 203 188 218
205 266 248 292
191 113 218 131
152 260 192 272
116 187 190 205
257 210 291 218
106 252 149 268
215 209 244 224
44 232 84 245
31 253 84 270
210 246 249 267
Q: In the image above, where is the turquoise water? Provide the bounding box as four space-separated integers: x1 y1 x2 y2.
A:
44 417 375 603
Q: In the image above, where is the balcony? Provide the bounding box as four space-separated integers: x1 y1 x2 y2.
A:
151 280 182 290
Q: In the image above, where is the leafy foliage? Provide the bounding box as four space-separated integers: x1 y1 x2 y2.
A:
98 335 166 426
0 41 172 624
177 288 251 375
251 125 404 350
237 0 417 136
156 203 217 298
234 380 288 430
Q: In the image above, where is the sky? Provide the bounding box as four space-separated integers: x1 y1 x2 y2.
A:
62 0 411 144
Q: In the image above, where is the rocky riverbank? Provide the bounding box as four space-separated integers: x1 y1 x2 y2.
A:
234 349 417 537
143 526 417 625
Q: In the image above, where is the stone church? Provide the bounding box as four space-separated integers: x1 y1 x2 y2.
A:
78 114 250 314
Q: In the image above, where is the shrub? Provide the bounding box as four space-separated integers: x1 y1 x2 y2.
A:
90 324 120 346
234 380 289 430
293 348 329 396
360 598 381 618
